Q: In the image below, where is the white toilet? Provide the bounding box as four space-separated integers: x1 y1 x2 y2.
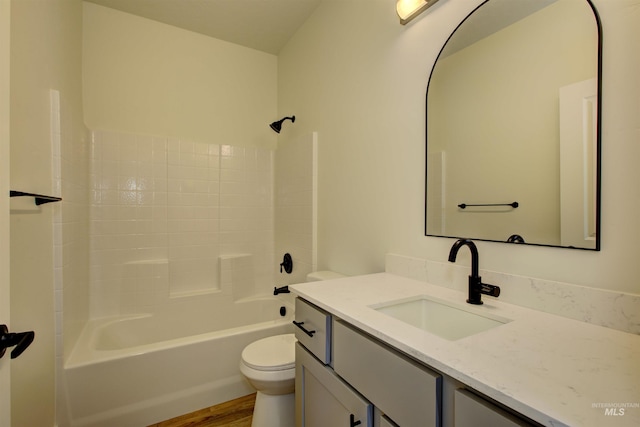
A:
240 333 297 427
239 271 345 427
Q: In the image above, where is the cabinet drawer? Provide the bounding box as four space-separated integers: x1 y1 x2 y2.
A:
375 410 398 427
296 343 372 427
294 298 332 364
334 320 442 427
454 389 536 427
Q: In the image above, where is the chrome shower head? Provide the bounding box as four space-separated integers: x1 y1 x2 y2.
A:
269 116 295 133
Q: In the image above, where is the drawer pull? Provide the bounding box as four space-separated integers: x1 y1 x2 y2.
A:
293 321 316 337
349 414 362 427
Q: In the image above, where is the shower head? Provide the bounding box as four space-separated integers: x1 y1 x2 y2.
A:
269 116 295 133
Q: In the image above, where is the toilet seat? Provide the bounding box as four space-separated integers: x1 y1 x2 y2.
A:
241 334 296 371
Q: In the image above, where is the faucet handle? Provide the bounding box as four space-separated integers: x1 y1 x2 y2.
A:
480 283 500 297
279 253 293 274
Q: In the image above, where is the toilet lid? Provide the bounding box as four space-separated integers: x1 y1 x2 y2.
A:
242 334 297 371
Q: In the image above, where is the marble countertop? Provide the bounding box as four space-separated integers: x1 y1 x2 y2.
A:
290 273 640 427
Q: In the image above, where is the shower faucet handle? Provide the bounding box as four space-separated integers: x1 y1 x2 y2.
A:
280 253 293 274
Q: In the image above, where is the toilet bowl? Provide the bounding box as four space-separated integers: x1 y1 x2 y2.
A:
240 333 296 427
239 271 345 426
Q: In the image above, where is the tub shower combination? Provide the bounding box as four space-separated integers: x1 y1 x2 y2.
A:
61 131 303 426
64 295 293 427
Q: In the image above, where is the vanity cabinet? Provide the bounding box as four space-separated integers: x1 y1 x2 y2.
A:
294 298 332 364
294 297 539 427
333 320 442 427
377 413 398 427
454 389 534 427
295 343 372 427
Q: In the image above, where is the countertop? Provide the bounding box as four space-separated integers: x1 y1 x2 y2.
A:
290 273 640 427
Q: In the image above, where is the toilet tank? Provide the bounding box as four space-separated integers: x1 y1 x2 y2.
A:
306 271 345 282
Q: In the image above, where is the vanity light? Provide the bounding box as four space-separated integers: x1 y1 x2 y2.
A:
396 0 439 25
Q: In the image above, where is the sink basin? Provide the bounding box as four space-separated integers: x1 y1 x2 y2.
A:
371 296 511 340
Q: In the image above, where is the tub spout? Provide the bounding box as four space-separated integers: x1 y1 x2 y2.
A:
274 285 290 295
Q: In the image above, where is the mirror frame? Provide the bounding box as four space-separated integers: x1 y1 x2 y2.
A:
425 0 603 251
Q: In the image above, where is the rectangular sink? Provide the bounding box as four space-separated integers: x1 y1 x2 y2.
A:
371 296 512 341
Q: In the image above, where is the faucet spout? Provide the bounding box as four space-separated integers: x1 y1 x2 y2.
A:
448 239 479 277
448 239 500 305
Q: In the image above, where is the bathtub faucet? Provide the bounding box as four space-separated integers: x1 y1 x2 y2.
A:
273 285 290 295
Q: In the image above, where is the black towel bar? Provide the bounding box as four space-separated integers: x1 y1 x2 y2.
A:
458 201 518 209
10 191 62 206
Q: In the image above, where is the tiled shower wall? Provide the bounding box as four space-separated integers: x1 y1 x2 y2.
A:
89 130 274 318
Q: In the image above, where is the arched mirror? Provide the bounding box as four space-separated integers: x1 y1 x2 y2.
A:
426 0 601 250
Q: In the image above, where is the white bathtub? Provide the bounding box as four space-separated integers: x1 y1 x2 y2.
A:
63 296 294 427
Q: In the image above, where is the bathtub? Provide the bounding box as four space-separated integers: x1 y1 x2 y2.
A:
63 296 294 427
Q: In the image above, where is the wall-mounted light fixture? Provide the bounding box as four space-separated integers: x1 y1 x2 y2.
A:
397 0 440 25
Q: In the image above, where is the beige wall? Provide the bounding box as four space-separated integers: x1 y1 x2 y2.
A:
0 0 11 423
10 0 87 426
278 0 640 295
83 2 278 149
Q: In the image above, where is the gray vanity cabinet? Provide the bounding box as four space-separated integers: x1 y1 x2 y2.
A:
294 297 538 427
377 413 398 427
294 298 332 364
454 389 534 427
333 320 442 427
295 343 372 427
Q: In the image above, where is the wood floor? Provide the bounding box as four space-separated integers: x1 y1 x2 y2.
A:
148 393 256 427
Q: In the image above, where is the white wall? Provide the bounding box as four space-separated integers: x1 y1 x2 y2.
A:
83 2 278 150
89 130 275 318
275 132 318 286
82 3 281 318
10 1 88 426
278 0 640 295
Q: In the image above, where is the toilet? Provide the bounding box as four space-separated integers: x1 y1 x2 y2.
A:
239 271 345 427
240 333 297 427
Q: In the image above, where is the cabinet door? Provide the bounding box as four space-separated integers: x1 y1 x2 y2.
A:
296 343 372 427
379 417 397 427
375 409 399 427
454 389 536 427
333 320 442 427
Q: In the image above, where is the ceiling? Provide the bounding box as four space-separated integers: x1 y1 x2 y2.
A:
85 0 323 55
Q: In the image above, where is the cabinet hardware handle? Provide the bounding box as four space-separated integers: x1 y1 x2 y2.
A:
292 321 316 337
349 414 361 426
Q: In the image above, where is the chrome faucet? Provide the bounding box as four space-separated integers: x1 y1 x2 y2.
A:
448 239 500 305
